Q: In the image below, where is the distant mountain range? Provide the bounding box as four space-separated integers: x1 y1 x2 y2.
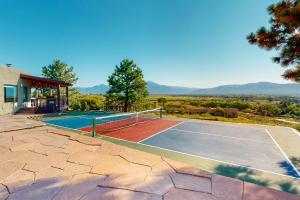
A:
77 81 300 96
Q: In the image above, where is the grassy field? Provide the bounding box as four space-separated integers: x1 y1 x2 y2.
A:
68 94 300 129
148 95 300 131
164 112 300 130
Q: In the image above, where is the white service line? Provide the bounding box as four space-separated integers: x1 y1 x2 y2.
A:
171 128 273 144
78 115 133 130
140 142 300 180
138 121 185 143
46 121 300 180
45 123 82 133
289 127 300 137
265 129 300 177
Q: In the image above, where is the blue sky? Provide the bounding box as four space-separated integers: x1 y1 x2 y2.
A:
0 0 291 88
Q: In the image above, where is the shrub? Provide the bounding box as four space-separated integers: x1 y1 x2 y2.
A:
69 95 104 111
164 102 239 118
256 104 282 117
209 108 225 117
188 108 209 114
223 108 239 118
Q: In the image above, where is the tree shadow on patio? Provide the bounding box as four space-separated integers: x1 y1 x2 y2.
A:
4 173 163 200
290 157 300 171
279 160 300 178
214 164 269 186
279 182 300 195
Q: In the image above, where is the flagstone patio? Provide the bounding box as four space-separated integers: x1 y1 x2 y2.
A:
0 115 299 200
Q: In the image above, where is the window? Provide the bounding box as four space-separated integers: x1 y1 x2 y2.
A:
4 85 17 102
23 87 28 102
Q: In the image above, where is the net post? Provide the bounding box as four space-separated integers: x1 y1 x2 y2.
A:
135 111 139 123
92 118 96 137
160 108 163 118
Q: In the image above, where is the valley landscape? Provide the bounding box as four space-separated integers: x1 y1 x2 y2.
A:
78 81 300 96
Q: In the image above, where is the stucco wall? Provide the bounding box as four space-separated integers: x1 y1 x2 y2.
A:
0 66 31 115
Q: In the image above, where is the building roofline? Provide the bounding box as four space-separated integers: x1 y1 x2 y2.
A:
20 74 72 87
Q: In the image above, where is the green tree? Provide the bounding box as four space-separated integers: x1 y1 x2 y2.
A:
157 97 167 107
247 0 300 82
256 104 282 117
105 59 148 112
42 59 78 84
279 100 292 114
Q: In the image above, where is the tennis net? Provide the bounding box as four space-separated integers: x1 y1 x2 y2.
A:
91 108 162 137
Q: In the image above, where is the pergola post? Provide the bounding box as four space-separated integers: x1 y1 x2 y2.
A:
66 86 69 110
20 74 71 113
57 84 60 112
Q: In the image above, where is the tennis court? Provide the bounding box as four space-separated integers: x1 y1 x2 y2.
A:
42 111 117 129
141 121 300 178
42 109 300 179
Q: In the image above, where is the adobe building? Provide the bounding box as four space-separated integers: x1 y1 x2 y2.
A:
0 64 71 115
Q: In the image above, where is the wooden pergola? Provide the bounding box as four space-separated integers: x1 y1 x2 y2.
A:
20 74 72 112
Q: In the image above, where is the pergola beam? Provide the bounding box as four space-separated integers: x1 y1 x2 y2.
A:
20 74 72 112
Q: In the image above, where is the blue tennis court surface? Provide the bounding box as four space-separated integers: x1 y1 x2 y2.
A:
141 121 300 178
42 112 132 129
42 112 300 179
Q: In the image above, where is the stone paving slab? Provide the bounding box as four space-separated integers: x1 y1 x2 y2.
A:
169 173 212 193
0 115 299 200
164 188 217 200
2 169 35 193
211 174 243 200
81 187 162 200
0 184 9 200
0 115 45 133
53 173 106 200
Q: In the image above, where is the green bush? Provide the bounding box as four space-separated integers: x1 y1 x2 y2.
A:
164 102 238 118
209 108 225 117
223 108 239 118
256 104 282 117
69 95 104 111
190 100 250 111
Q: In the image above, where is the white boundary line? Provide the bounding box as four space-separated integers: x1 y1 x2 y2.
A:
44 121 300 180
44 119 300 180
94 108 160 120
171 128 273 144
44 123 82 133
79 114 134 130
79 110 161 130
43 114 95 121
265 129 300 177
138 121 185 143
84 125 299 179
78 108 161 130
289 127 300 137
43 111 117 122
83 128 300 180
140 142 300 180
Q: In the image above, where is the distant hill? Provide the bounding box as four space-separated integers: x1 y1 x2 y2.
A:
147 81 197 94
193 82 300 96
77 84 109 94
77 81 197 95
77 81 300 96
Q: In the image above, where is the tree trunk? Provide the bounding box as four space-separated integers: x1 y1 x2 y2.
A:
124 89 129 112
124 101 128 112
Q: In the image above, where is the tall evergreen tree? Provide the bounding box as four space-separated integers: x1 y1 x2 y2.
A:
42 59 78 84
105 59 148 112
247 0 300 82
